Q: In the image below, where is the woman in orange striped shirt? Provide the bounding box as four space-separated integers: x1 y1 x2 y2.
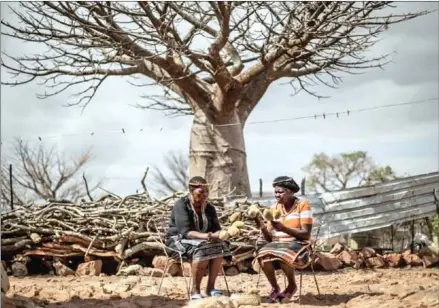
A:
254 176 313 303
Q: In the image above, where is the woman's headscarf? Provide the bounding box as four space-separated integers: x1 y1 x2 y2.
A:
272 176 300 193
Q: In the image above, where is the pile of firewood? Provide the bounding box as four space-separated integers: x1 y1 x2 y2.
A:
1 191 260 275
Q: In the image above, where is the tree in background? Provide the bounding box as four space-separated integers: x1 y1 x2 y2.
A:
149 150 189 196
302 151 397 193
1 2 429 197
0 139 101 207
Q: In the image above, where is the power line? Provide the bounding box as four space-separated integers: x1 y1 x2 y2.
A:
1 97 437 144
216 97 438 127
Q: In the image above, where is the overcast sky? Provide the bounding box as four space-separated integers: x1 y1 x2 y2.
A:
1 2 438 198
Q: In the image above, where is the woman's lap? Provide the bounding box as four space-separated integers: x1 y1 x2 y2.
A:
255 240 309 268
166 236 232 262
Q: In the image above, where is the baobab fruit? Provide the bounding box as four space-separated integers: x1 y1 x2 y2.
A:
229 212 241 223
247 204 260 219
262 209 274 221
219 230 230 241
231 221 245 229
272 209 282 220
227 226 240 237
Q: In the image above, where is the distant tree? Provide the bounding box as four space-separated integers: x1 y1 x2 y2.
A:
302 151 397 193
0 139 101 206
1 2 429 198
149 150 189 196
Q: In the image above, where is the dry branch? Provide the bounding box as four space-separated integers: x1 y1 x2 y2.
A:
1 191 262 270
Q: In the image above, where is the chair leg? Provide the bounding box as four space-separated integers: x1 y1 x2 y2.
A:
157 259 170 296
256 265 262 288
221 266 231 296
310 261 321 297
299 270 303 305
178 254 191 299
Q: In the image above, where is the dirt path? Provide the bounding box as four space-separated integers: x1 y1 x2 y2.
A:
4 268 439 308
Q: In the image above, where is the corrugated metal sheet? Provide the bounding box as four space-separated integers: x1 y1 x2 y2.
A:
249 172 439 239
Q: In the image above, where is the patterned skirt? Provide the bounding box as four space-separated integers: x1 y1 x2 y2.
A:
254 239 310 270
166 235 233 262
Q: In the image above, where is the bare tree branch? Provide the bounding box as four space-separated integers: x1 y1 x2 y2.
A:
1 2 429 117
0 139 102 203
148 150 189 196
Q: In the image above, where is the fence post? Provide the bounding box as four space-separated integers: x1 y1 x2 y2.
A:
301 177 306 196
9 164 14 210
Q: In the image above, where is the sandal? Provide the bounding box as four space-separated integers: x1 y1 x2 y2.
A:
267 288 281 303
279 287 297 303
190 293 203 300
209 289 224 297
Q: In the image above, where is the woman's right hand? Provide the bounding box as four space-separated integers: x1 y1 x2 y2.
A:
209 232 221 242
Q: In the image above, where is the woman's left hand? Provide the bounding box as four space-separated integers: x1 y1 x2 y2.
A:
270 220 284 231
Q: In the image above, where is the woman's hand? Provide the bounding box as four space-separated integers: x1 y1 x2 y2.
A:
209 232 222 242
270 220 285 232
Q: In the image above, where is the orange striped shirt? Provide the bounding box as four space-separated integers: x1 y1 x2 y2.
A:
267 199 313 241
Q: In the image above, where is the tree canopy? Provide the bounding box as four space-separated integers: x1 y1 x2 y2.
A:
302 151 397 193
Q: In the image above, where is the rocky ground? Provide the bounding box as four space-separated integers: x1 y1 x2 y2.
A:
3 268 439 308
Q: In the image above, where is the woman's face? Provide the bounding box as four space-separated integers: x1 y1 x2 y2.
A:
274 186 292 205
191 186 209 205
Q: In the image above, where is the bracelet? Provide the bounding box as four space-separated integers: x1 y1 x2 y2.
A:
207 232 212 241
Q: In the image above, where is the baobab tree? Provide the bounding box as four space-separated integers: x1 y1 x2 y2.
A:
1 2 429 197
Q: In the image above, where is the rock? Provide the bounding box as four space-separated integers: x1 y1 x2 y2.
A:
139 267 166 277
422 255 439 268
76 260 102 276
337 250 360 267
152 256 180 276
313 252 342 271
39 288 70 301
365 256 386 268
103 282 133 294
53 262 75 276
385 284 419 299
360 247 376 259
186 296 236 308
224 266 240 276
384 253 403 267
116 264 142 276
11 262 28 277
330 243 344 255
402 253 423 266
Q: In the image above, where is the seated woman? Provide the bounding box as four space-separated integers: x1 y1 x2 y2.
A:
254 176 313 303
165 176 232 300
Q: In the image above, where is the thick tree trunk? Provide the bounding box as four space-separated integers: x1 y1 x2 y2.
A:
189 73 272 199
189 108 251 199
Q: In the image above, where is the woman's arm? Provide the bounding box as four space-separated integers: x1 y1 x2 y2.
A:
255 216 273 242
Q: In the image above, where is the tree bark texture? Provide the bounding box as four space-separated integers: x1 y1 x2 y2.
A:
189 74 272 198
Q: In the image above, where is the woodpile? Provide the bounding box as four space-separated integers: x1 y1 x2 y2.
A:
1 192 260 276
